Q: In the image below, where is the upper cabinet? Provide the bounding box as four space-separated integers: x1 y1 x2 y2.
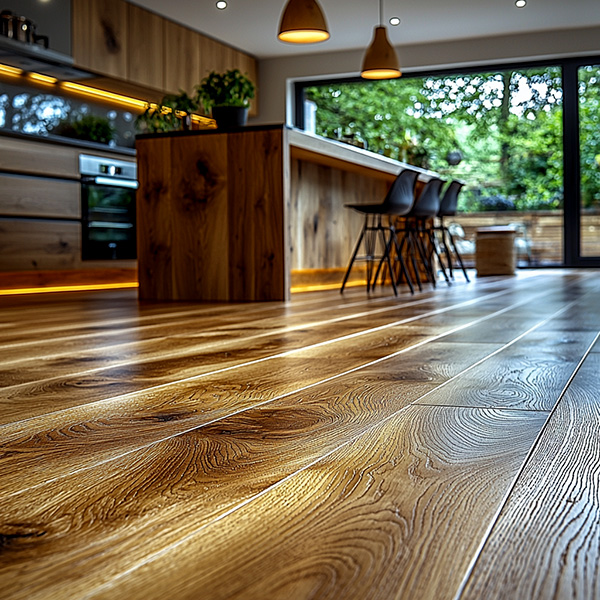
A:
71 0 258 116
72 0 128 80
127 3 164 91
163 20 202 95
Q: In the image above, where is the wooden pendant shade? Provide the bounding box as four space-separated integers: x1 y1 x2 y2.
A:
361 25 401 79
278 0 330 43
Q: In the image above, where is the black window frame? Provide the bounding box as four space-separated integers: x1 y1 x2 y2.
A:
294 55 600 267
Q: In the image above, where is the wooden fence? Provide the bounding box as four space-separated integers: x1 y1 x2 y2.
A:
448 210 600 265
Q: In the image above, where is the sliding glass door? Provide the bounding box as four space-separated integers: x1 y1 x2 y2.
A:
578 63 600 260
298 55 600 267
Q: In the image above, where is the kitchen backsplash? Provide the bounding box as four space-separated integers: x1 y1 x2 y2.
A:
0 79 137 148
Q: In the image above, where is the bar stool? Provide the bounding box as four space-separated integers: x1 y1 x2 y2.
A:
435 180 470 282
399 177 450 289
340 168 419 295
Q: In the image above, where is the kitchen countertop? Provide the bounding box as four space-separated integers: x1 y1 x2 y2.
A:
137 124 437 181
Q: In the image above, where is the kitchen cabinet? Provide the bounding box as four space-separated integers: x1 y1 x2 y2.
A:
127 3 164 91
0 135 136 278
72 0 128 80
198 39 258 117
0 218 81 271
71 0 258 116
0 175 80 219
163 20 202 95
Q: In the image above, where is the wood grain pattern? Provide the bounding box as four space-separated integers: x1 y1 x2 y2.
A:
0 218 80 271
0 175 80 219
71 0 128 79
163 20 202 94
0 137 79 178
460 351 600 599
136 128 288 301
83 406 549 600
0 268 136 291
0 271 598 600
127 3 164 90
290 158 389 270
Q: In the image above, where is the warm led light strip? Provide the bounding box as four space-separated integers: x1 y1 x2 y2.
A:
291 280 366 293
61 81 148 109
0 63 23 76
0 282 139 296
1 62 216 126
28 72 58 84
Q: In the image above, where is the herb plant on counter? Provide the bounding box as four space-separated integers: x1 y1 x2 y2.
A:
53 114 115 144
135 90 199 133
195 69 255 112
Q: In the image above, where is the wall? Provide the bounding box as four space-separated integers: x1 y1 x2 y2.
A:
250 25 600 126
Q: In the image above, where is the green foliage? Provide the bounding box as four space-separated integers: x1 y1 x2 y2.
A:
305 65 578 213
53 113 115 144
135 90 199 133
195 69 255 112
579 65 600 209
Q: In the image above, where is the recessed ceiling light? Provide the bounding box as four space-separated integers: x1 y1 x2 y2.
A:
216 1 227 9
389 17 401 26
515 0 526 7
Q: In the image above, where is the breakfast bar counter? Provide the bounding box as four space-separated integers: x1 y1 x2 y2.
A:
135 125 434 301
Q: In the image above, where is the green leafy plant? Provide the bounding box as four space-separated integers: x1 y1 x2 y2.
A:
135 90 199 133
195 69 255 113
53 114 115 144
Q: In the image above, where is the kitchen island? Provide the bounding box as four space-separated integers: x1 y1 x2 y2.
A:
136 125 434 301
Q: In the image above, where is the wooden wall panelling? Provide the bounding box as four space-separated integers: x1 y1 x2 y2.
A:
227 129 288 301
136 128 288 301
0 175 80 219
290 157 388 270
72 0 128 79
163 20 202 94
0 218 80 271
169 135 230 301
127 3 164 90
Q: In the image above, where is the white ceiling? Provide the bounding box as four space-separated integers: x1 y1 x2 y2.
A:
130 0 600 59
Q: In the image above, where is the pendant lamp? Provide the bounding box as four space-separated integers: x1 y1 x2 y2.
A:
361 0 401 79
278 0 330 44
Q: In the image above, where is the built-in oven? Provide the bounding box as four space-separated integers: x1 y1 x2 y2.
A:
79 154 138 261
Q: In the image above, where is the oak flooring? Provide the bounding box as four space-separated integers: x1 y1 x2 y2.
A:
0 270 598 600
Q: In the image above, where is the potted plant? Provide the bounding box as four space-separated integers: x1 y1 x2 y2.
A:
135 90 199 133
53 114 115 144
195 69 255 130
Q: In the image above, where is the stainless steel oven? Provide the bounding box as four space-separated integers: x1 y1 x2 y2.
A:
80 154 137 260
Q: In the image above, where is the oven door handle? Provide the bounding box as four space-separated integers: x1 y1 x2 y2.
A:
81 175 139 189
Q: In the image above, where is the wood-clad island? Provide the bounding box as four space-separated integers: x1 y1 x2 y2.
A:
136 125 434 301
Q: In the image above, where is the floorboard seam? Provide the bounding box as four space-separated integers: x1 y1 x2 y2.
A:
452 329 600 600
79 298 592 600
0 286 533 429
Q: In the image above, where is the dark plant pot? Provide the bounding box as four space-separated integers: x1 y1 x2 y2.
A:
212 106 248 130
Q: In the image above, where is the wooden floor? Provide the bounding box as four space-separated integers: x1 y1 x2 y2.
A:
0 270 599 600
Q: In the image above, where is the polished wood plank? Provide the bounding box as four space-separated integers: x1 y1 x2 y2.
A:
0 376 438 600
0 281 558 422
460 349 600 599
82 406 549 600
0 271 598 600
